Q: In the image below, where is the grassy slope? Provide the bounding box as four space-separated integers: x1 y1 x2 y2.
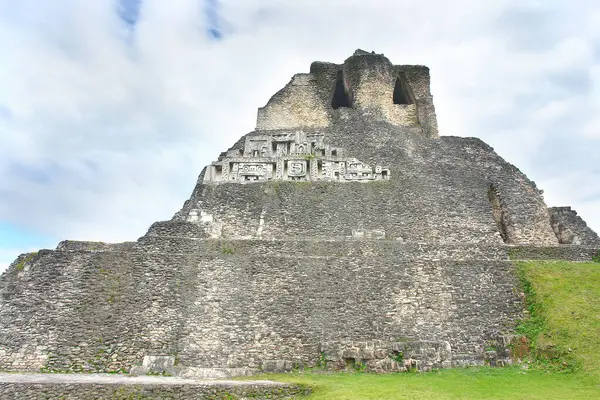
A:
253 261 600 399
516 261 600 375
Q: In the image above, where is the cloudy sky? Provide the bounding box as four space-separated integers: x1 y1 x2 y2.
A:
1 0 599 271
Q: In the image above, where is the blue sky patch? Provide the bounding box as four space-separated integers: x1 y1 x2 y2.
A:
117 0 142 27
205 0 223 40
0 222 55 250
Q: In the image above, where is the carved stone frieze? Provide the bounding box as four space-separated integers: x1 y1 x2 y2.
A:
202 131 390 184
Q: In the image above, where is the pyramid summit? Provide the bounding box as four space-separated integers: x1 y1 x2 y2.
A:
171 49 595 246
1 50 599 381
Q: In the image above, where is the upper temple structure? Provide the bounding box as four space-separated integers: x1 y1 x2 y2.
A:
1 50 599 380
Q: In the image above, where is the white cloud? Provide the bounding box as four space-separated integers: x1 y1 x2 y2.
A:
583 119 600 138
0 0 599 270
531 97 579 125
583 65 600 138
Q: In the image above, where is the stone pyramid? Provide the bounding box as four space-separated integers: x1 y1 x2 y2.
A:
1 50 599 378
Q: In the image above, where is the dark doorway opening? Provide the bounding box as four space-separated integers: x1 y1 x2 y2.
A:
331 71 353 109
393 76 414 105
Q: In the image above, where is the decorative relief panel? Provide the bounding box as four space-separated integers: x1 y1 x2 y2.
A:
288 160 307 178
202 131 390 184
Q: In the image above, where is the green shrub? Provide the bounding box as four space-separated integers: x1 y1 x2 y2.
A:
316 352 327 370
389 351 404 364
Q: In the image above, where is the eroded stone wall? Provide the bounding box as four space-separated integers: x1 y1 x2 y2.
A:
170 180 504 243
3 236 597 374
0 249 185 373
256 74 330 131
255 50 438 137
549 207 600 245
343 53 421 128
0 240 523 373
175 118 559 246
395 65 439 137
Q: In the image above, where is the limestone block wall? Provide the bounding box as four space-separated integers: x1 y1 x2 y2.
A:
175 255 520 368
145 220 211 239
3 238 597 374
135 238 511 260
549 207 600 245
171 180 504 243
0 241 523 373
0 249 186 372
319 340 453 372
134 237 597 262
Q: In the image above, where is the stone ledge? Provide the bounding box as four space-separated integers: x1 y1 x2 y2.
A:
138 238 597 262
42 237 598 264
0 373 309 400
507 245 599 262
134 237 513 260
39 239 599 263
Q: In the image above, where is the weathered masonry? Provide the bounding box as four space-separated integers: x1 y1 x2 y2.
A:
1 50 599 383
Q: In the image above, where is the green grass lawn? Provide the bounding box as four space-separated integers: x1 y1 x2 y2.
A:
516 261 600 375
253 261 600 399
263 367 599 400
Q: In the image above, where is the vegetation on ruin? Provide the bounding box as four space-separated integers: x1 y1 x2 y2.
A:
221 245 235 255
248 260 600 399
14 252 36 271
388 351 404 365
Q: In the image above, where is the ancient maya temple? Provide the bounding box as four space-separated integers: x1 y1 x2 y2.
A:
1 50 599 379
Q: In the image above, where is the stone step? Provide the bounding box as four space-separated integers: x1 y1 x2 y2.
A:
50 238 598 262
0 373 309 400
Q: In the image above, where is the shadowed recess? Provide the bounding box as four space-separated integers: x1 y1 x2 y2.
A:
331 71 353 109
488 184 510 243
393 76 414 105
